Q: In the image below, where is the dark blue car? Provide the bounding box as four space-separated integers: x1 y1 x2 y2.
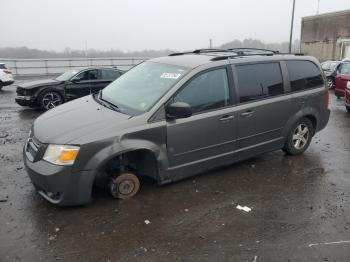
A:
321 60 341 88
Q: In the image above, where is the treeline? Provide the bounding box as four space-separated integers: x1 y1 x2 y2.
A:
0 39 299 59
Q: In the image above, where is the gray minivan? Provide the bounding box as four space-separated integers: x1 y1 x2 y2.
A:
24 49 330 206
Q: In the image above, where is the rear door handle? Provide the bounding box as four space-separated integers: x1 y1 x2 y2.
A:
240 111 254 117
219 115 234 121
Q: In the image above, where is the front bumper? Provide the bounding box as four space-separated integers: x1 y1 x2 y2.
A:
1 80 14 86
334 89 344 98
23 145 95 206
15 96 36 106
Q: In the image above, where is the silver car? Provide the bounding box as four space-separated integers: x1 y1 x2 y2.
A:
23 48 330 206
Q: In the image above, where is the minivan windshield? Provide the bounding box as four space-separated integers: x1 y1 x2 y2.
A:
101 61 190 114
55 70 78 81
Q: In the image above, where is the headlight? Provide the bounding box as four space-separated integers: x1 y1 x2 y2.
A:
346 81 350 90
43 144 80 166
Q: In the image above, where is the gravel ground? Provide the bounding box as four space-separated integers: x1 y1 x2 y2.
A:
0 80 350 261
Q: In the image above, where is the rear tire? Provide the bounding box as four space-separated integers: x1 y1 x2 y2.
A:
283 118 314 155
38 90 63 110
109 172 140 199
346 106 350 112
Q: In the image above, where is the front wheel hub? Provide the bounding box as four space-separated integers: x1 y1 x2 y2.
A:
109 172 140 199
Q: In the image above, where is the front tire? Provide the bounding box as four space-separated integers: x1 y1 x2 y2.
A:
326 77 334 89
38 90 63 110
283 118 314 155
109 172 140 199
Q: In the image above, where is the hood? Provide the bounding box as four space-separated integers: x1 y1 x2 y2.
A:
33 95 133 144
19 79 63 89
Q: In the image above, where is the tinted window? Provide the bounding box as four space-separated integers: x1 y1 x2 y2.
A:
101 69 121 79
75 70 100 81
236 63 284 103
174 68 230 114
339 63 350 75
286 61 323 91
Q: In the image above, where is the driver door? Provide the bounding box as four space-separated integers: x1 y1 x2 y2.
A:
65 70 96 101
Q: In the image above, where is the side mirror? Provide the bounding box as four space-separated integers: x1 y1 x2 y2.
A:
346 81 350 90
166 102 192 119
71 78 80 83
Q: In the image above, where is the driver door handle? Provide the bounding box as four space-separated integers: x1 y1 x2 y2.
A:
219 115 234 121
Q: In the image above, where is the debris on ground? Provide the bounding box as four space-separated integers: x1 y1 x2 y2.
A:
144 220 151 225
236 205 252 212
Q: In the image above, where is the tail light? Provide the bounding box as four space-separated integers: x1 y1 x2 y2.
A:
326 89 330 109
4 69 12 74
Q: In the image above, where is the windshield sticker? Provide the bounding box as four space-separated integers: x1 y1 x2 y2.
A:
160 73 181 79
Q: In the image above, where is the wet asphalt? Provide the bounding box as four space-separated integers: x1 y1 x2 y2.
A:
0 80 350 262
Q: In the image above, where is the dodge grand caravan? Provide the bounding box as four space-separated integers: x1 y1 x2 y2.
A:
24 48 330 206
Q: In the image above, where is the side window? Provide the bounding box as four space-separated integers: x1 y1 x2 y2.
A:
101 69 121 79
286 61 324 92
339 63 350 75
236 63 284 103
74 70 99 81
174 68 230 114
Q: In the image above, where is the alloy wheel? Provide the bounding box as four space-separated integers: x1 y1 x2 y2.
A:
292 124 309 150
42 92 62 110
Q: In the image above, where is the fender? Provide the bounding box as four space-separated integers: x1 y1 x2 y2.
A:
282 106 319 139
82 137 169 183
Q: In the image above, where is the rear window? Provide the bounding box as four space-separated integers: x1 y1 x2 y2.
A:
236 62 284 103
0 64 7 69
286 61 323 92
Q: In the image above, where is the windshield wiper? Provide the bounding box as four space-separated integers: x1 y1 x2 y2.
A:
96 91 120 112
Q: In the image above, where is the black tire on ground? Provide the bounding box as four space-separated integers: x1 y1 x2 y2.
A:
109 172 140 199
0 82 3 90
38 90 63 110
346 106 350 112
283 118 314 155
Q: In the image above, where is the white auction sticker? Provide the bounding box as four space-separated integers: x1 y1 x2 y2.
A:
160 73 181 79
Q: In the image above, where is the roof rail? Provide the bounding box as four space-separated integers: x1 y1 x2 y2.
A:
169 48 235 56
228 48 279 54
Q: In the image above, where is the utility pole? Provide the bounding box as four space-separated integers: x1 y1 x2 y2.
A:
209 38 212 49
317 0 320 14
288 0 296 53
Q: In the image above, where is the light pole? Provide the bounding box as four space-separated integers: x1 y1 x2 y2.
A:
289 0 296 53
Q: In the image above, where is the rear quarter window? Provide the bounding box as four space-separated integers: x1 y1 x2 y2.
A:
286 60 324 92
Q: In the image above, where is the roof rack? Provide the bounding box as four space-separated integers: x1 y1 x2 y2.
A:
227 48 280 54
168 48 302 61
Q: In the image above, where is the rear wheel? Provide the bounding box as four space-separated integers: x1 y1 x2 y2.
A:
109 172 140 199
346 105 350 112
38 90 63 110
283 118 314 155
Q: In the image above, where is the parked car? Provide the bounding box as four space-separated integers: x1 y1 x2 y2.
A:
345 81 350 112
321 60 340 88
335 62 350 98
23 48 330 206
0 63 15 90
15 67 124 110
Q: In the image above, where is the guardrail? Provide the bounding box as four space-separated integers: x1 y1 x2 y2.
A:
0 57 150 76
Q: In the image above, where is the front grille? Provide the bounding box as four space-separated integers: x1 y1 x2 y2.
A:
25 136 44 162
16 87 26 96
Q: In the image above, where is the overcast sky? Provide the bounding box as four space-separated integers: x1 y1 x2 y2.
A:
2 0 350 51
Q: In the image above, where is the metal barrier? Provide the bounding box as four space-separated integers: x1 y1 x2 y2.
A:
0 57 150 76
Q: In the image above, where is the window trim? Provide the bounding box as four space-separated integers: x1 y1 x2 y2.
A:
232 61 287 105
165 65 235 116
